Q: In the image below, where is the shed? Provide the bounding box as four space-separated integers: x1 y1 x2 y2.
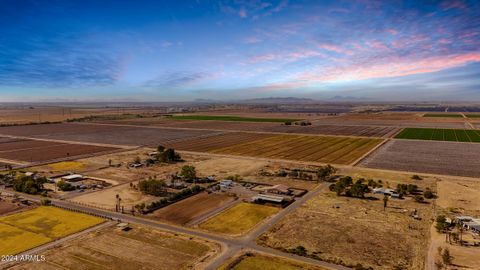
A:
61 174 84 182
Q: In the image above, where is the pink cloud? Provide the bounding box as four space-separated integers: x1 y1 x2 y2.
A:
317 43 353 55
248 53 277 64
299 53 480 83
387 29 398 35
247 49 324 64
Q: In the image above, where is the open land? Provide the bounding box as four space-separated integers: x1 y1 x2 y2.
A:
169 115 300 122
209 134 382 165
148 192 236 225
0 206 104 255
0 137 118 163
360 139 480 177
9 224 219 270
422 113 464 118
258 181 435 270
395 128 480 142
0 200 26 216
199 202 280 235
0 123 221 147
221 253 329 270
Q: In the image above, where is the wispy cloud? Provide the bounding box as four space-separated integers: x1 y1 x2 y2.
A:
143 71 214 88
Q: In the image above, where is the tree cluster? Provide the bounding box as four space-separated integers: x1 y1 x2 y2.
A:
329 176 370 198
316 164 337 181
57 180 75 191
139 185 204 212
13 175 47 194
155 145 182 163
138 177 167 196
180 165 197 182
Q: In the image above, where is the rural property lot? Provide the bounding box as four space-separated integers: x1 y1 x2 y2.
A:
395 127 480 142
0 201 26 216
0 206 104 256
258 188 433 270
360 140 480 177
148 192 236 225
0 138 118 163
199 202 279 235
10 224 219 270
0 123 221 147
209 134 382 165
221 253 329 270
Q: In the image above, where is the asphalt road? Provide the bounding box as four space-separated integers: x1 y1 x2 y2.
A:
3 184 351 270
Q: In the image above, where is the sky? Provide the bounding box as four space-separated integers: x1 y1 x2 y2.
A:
0 0 479 102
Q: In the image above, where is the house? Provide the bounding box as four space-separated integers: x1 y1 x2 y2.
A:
252 194 285 204
61 174 84 182
219 180 233 188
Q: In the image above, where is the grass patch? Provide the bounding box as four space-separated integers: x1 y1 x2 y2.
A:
170 115 299 123
48 161 85 171
422 113 463 118
465 114 480 118
0 206 104 255
395 128 480 143
199 202 279 235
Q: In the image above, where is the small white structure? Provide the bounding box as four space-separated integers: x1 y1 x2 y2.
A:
61 174 84 182
219 180 233 188
252 194 284 203
372 188 400 198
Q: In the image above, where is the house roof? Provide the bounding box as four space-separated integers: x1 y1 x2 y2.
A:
253 194 284 203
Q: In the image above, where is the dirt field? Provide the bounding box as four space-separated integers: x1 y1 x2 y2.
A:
0 123 221 147
221 252 329 270
70 181 160 210
0 139 118 163
436 179 480 216
258 186 434 269
0 201 25 216
199 202 279 235
360 140 480 177
148 192 236 225
209 134 382 165
0 206 104 255
9 224 219 270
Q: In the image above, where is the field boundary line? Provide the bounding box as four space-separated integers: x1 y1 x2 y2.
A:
349 138 388 166
186 198 240 227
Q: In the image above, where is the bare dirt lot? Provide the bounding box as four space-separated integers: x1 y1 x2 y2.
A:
258 184 435 270
0 200 26 216
360 139 480 178
0 123 221 147
436 178 480 216
148 192 236 225
8 224 219 270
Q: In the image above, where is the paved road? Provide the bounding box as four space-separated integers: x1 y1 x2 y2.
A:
4 184 350 270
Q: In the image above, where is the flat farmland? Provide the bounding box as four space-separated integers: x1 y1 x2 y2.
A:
0 201 25 216
422 113 463 118
0 123 221 147
164 132 276 152
169 115 300 122
395 128 480 142
199 202 279 235
360 140 480 177
9 225 219 270
0 206 104 255
210 134 383 165
148 192 236 225
268 124 400 138
258 187 433 270
0 137 118 163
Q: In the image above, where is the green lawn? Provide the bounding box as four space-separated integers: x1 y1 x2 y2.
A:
422 113 463 118
169 115 299 123
395 128 480 142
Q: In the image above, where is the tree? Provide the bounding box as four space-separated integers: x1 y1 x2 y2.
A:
13 175 47 194
108 159 112 166
424 188 435 199
383 194 389 211
181 165 196 182
316 165 337 181
332 176 352 196
442 248 453 265
436 215 449 232
57 180 75 191
157 148 181 163
414 195 424 203
349 181 370 198
157 145 165 152
138 178 167 196
411 174 422 180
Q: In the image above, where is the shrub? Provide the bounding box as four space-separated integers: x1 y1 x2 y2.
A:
138 178 166 196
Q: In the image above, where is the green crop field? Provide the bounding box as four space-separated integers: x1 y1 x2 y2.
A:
422 113 463 118
395 128 480 142
466 114 480 118
170 115 299 123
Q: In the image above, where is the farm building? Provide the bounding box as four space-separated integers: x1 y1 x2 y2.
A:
258 184 291 195
219 180 233 188
372 187 400 198
61 174 84 182
252 194 285 203
455 216 480 234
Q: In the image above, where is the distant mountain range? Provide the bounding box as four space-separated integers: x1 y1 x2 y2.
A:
194 96 371 104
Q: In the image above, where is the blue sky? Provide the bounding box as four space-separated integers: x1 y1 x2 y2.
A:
0 0 479 102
